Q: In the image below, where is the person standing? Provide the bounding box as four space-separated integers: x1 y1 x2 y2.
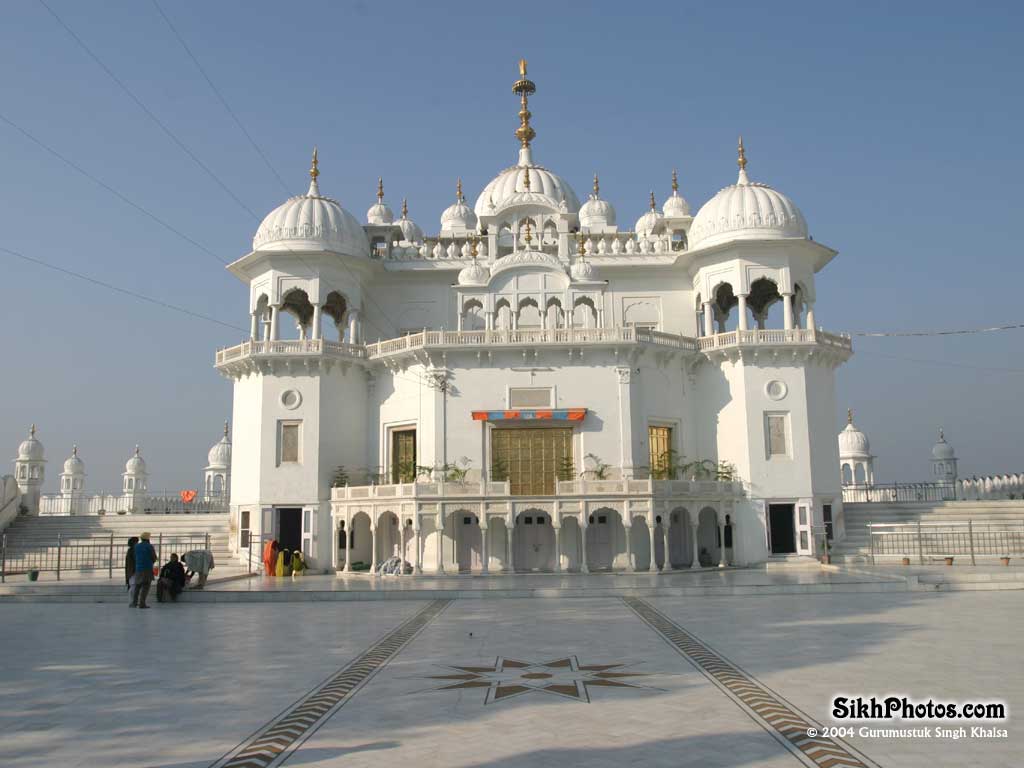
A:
124 536 139 604
262 538 278 576
131 532 157 609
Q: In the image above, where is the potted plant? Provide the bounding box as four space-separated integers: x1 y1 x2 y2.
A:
490 457 509 482
331 465 350 488
1000 556 1011 566
901 557 911 566
583 453 611 480
556 455 576 483
944 556 954 566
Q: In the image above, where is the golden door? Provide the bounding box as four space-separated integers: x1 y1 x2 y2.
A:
491 427 572 496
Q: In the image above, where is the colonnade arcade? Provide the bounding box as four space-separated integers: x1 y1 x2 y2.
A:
695 276 816 337
250 288 362 344
331 501 737 575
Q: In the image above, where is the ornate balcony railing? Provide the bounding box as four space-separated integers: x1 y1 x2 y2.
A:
331 477 743 502
696 328 852 352
842 482 957 504
215 339 367 366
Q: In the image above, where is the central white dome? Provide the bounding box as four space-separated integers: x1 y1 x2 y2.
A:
475 148 580 216
253 162 369 256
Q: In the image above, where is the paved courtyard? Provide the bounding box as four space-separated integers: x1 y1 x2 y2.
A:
0 591 1018 767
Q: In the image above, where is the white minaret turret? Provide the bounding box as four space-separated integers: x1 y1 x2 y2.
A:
838 409 874 486
204 421 232 502
931 428 958 483
13 425 45 514
122 445 148 510
59 446 86 514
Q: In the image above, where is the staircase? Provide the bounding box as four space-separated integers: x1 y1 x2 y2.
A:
1 513 233 568
834 500 1024 563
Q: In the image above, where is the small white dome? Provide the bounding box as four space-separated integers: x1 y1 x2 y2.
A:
396 199 423 243
63 446 84 475
932 430 956 460
634 192 665 235
124 446 147 476
579 196 616 228
474 147 580 216
441 180 478 232
366 177 394 225
457 260 490 286
207 424 232 469
662 170 691 218
17 425 44 462
570 257 598 282
690 142 806 249
838 413 870 458
253 152 370 256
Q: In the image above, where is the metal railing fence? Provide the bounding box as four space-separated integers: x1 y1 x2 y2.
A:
1 532 211 582
867 520 1024 565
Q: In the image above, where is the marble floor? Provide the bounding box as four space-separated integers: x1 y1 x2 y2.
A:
0 591 1018 767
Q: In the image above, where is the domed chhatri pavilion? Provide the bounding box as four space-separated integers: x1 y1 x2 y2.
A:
215 60 853 573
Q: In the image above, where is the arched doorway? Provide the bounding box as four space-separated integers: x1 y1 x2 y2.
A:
348 512 372 568
377 511 401 565
515 509 555 571
586 508 624 571
668 507 692 568
560 516 581 571
697 507 719 567
630 516 651 571
456 511 482 572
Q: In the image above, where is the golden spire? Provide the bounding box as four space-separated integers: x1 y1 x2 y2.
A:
456 177 464 202
310 147 320 181
72 445 78 457
223 420 230 437
29 424 36 437
671 168 679 193
847 408 853 425
523 218 533 246
522 168 532 191
512 58 537 149
377 177 384 203
469 234 478 259
593 173 600 197
576 231 586 257
737 136 747 172
401 198 408 219
649 191 656 211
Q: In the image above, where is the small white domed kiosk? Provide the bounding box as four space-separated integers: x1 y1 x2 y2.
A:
838 410 874 487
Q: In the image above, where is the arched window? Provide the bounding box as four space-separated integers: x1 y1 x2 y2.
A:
322 291 348 341
713 282 739 332
462 299 485 331
280 288 315 340
747 277 782 329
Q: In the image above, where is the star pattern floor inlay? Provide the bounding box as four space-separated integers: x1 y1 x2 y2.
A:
415 655 660 704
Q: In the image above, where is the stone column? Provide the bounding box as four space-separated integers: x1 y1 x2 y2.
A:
369 524 378 573
662 522 671 572
414 522 423 574
311 304 322 341
505 519 513 572
737 294 749 331
480 519 489 574
806 302 816 331
690 521 700 569
648 521 657 572
703 302 714 337
249 311 259 341
269 305 281 341
348 310 360 345
435 512 445 574
397 523 406 576
626 519 635 572
782 293 794 330
344 518 352 572
553 525 562 572
580 521 590 574
718 514 728 567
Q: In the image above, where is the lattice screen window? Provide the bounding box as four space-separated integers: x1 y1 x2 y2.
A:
766 413 789 457
280 421 301 463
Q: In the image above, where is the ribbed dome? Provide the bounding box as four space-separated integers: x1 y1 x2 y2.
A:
579 197 616 229
634 192 665 236
570 257 598 281
457 260 490 286
366 177 394 225
690 169 807 249
395 200 424 243
17 425 43 461
124 446 147 475
254 177 370 256
663 191 691 218
932 430 955 460
475 147 580 216
838 419 870 458
63 446 84 475
207 424 231 469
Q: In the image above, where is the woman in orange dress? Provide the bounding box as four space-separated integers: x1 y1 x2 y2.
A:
262 538 278 576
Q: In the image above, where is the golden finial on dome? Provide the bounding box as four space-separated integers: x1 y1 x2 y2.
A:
223 420 230 437
649 191 656 211
376 177 384 203
401 198 408 219
737 136 747 172
523 168 532 191
523 218 533 246
671 169 679 193
847 408 853 425
29 424 36 438
593 173 600 197
512 58 537 149
576 231 586 256
72 445 78 457
456 177 464 202
469 234 478 259
310 147 320 181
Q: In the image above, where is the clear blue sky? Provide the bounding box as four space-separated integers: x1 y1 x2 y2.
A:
2 0 1022 491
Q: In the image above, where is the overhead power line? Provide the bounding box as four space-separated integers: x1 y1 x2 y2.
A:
850 322 1024 338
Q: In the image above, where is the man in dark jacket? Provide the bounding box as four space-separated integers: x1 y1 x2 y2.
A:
156 553 187 602
124 536 139 598
131 533 157 609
